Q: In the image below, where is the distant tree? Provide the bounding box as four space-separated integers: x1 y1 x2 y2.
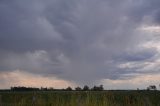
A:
41 87 47 91
83 85 89 91
75 87 82 91
91 85 104 91
66 86 72 91
91 86 97 91
147 85 157 90
99 85 104 91
48 87 54 91
11 86 39 91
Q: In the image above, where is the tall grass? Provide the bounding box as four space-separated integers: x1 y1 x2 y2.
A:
0 90 160 106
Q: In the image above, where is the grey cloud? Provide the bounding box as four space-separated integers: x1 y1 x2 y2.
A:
153 9 160 24
116 48 157 62
0 0 160 84
0 0 63 52
127 0 160 24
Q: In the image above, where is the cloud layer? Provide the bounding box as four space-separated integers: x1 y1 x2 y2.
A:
0 0 160 87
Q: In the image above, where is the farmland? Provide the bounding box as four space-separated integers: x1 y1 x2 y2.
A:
0 90 160 106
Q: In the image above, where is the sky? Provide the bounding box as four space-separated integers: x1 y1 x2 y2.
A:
0 0 160 89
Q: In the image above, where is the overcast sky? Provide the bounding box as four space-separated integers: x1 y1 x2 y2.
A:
0 0 160 89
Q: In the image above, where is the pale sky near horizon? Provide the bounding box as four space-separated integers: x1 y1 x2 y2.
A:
0 0 160 89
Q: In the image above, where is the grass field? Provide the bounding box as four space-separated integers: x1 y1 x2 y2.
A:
0 90 160 106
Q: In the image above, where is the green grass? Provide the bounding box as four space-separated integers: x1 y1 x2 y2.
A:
0 90 160 106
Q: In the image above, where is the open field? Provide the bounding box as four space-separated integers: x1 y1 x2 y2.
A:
0 90 160 106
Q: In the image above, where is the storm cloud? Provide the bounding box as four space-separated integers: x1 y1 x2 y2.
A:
0 0 160 86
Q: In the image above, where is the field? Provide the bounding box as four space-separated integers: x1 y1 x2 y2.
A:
0 90 160 106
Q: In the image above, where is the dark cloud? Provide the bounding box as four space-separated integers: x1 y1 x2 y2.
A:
0 0 63 52
0 0 160 85
116 48 157 62
127 0 160 24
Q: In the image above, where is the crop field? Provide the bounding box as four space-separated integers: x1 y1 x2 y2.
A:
0 90 160 106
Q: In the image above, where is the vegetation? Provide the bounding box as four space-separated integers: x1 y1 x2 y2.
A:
75 87 82 91
83 85 90 91
0 85 159 106
0 90 160 106
147 85 157 90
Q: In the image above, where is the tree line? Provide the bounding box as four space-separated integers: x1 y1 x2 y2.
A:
10 85 104 91
2 84 159 91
